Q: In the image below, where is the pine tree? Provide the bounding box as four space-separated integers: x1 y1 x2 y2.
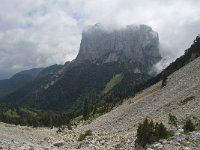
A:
154 123 168 140
168 113 177 127
136 118 170 148
135 118 154 147
184 119 195 133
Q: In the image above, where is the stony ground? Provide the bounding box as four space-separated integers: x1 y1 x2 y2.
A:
0 121 136 150
0 122 63 149
148 128 200 150
1 57 200 149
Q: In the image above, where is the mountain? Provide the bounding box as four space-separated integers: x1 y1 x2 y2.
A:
76 24 161 73
0 71 14 80
0 68 43 98
1 64 63 104
1 24 161 113
0 36 200 150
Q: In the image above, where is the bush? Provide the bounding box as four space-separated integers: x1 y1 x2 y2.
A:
183 119 195 133
78 133 85 141
135 118 170 148
196 123 200 131
67 122 72 130
179 96 195 105
78 130 92 141
154 123 169 141
85 130 92 136
161 75 167 87
135 118 154 147
168 113 178 127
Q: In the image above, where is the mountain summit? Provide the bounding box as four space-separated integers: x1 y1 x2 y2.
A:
76 24 161 73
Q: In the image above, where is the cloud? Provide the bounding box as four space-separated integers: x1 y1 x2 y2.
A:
0 0 200 78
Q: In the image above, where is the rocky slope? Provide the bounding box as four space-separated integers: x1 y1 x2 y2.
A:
0 122 59 150
149 129 200 150
79 55 200 134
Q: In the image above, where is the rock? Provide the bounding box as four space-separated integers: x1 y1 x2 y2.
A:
148 131 200 150
163 144 175 150
162 140 168 144
53 141 64 147
178 129 184 133
154 143 162 147
173 141 180 146
127 139 131 143
184 147 191 150
135 145 145 150
100 140 105 145
29 147 34 150
75 23 161 73
175 132 181 136
146 148 154 150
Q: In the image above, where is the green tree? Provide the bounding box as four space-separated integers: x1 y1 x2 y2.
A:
135 118 154 147
183 119 195 133
154 123 169 141
168 113 178 127
135 118 170 148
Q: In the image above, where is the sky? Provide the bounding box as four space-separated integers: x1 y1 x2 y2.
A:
0 0 200 79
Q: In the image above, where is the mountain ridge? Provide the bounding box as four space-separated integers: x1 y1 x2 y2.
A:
0 68 43 99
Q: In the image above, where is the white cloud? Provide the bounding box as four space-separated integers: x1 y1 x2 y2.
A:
0 0 200 78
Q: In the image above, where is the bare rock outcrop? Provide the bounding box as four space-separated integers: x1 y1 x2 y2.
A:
75 23 161 73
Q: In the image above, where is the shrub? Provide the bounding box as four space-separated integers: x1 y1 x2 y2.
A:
161 75 167 87
183 119 195 133
135 118 154 147
196 123 200 131
78 133 85 141
179 96 195 105
67 122 72 130
135 118 170 148
78 130 92 141
154 123 169 141
168 113 178 127
85 130 92 136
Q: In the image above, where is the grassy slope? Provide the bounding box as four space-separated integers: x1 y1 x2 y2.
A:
102 73 123 95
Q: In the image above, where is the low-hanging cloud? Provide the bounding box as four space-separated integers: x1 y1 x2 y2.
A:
0 0 200 78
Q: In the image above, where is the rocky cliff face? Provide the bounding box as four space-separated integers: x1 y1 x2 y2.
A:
76 24 161 73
